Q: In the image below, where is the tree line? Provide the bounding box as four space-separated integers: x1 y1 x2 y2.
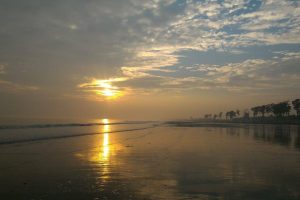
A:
204 98 300 120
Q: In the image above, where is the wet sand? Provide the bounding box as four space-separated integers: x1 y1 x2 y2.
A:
1 123 300 200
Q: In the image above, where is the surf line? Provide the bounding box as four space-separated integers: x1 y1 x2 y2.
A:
0 121 158 130
0 125 160 146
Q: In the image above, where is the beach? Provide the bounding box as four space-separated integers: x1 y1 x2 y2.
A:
1 122 300 200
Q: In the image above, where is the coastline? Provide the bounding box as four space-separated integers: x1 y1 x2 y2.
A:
167 116 300 127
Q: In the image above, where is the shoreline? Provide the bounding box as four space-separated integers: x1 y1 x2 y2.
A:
167 117 300 127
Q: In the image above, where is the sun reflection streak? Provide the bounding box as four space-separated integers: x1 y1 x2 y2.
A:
74 118 127 186
99 119 111 181
101 128 110 161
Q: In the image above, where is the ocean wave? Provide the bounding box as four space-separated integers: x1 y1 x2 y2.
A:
0 121 157 130
0 125 158 145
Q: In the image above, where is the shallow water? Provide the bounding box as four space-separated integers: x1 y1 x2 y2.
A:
0 123 300 200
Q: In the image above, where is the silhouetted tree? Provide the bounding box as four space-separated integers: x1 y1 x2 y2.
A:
251 106 259 117
272 101 291 117
258 105 267 117
243 109 250 118
204 114 213 119
292 99 300 117
266 104 274 116
219 112 223 119
204 99 297 121
236 109 240 116
251 105 269 117
226 111 236 120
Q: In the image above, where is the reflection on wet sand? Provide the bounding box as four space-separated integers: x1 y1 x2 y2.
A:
1 123 300 200
251 125 296 148
77 119 116 183
295 126 300 149
223 125 300 150
102 133 109 160
93 124 300 200
99 120 111 182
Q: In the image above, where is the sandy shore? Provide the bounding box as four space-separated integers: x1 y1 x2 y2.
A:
1 123 300 200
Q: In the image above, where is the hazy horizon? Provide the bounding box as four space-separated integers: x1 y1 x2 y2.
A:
1 0 300 120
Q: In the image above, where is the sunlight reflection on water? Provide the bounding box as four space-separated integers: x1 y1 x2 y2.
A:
98 119 111 182
68 124 300 199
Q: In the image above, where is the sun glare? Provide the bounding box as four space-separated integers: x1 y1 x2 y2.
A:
102 118 109 124
102 89 114 97
99 82 112 89
95 80 122 99
79 78 128 100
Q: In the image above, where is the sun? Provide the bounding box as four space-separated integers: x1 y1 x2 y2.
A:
78 78 126 100
96 80 122 99
102 89 115 97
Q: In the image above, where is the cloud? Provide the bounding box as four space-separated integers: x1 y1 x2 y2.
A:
84 51 300 97
1 0 300 100
0 64 39 93
114 0 300 89
121 46 182 78
194 52 300 93
0 80 39 92
78 77 132 100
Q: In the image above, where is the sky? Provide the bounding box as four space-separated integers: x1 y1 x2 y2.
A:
0 0 300 120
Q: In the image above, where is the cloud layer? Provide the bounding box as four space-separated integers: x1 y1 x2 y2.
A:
75 0 300 99
0 0 300 118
